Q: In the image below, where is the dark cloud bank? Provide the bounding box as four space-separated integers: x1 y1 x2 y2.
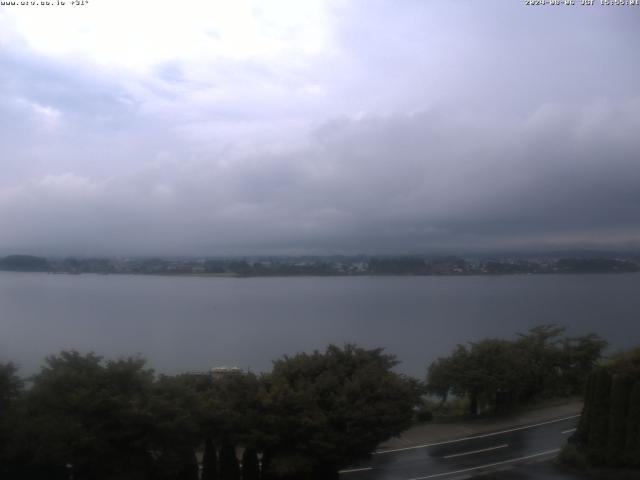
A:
1 2 639 256
2 100 640 256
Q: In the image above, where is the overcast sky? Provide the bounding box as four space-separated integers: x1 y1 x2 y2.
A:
1 0 639 256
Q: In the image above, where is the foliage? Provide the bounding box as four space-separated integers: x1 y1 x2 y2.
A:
188 370 262 446
10 337 609 478
0 362 24 478
414 400 434 423
0 254 49 271
2 345 419 478
0 361 22 407
571 347 640 468
260 344 422 478
147 375 202 479
426 325 606 416
22 352 157 479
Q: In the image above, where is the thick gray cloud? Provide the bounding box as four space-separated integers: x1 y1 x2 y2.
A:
0 1 639 255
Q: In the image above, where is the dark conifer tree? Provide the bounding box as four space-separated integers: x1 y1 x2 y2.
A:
219 445 240 480
606 374 633 465
575 372 595 444
624 381 640 466
181 449 199 480
202 439 219 480
241 448 259 480
586 368 612 463
260 451 275 480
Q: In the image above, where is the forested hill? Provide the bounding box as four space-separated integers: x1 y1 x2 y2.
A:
0 255 49 272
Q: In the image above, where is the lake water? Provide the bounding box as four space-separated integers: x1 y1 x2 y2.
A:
1 272 639 378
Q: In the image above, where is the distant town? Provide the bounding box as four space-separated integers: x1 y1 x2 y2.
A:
1 253 640 276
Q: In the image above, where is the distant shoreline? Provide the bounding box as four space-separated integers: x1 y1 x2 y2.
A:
2 270 639 279
2 253 639 277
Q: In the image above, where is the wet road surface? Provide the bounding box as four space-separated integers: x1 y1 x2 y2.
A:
340 415 580 480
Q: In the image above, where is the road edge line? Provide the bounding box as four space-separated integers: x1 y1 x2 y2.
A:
374 414 580 455
406 448 561 480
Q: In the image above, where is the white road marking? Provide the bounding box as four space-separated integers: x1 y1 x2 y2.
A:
374 414 580 455
406 449 561 480
442 443 509 459
561 428 577 434
339 467 373 474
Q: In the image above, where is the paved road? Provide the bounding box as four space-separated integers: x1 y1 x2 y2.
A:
340 415 580 480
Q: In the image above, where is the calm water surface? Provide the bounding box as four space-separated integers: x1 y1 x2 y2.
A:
1 272 639 378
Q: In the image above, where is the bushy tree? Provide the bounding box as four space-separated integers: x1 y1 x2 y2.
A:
0 362 24 478
1 344 419 479
186 370 262 447
427 325 607 416
515 325 567 399
21 351 157 479
0 362 22 407
261 344 422 479
427 340 525 416
148 375 203 479
560 333 608 394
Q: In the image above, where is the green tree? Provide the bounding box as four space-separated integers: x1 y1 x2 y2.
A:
0 362 22 407
261 344 421 479
148 375 203 480
0 254 49 271
186 370 262 447
427 340 526 416
559 333 608 396
427 326 607 417
23 351 157 479
515 324 566 400
0 362 24 479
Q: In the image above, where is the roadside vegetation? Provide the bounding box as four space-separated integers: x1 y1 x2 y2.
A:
0 345 421 480
0 326 613 479
560 346 640 470
425 325 607 418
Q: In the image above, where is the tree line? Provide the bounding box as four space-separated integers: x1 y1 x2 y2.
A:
426 325 607 417
2 254 639 276
0 326 608 479
0 345 421 480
